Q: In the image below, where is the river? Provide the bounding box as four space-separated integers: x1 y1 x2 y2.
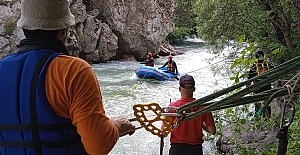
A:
92 38 232 155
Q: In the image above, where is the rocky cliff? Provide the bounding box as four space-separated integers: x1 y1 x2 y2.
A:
0 0 178 63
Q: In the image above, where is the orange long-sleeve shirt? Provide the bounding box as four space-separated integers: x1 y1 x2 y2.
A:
45 55 119 155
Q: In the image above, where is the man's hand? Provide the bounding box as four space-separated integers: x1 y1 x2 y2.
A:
111 116 135 137
202 122 216 135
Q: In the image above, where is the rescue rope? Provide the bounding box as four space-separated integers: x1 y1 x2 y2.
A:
129 56 299 155
132 56 300 138
105 56 227 101
262 72 300 111
176 55 300 121
275 72 299 155
182 57 227 75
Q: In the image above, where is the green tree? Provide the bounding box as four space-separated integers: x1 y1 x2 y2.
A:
291 0 300 38
193 0 300 61
190 0 300 154
166 0 198 44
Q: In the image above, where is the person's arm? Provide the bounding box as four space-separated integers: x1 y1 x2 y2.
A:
202 112 216 135
247 66 256 86
174 62 178 74
248 66 256 80
158 62 167 69
202 122 216 135
268 61 275 69
46 56 134 154
140 58 148 64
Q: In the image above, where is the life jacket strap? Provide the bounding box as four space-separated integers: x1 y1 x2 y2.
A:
0 123 73 131
0 136 81 148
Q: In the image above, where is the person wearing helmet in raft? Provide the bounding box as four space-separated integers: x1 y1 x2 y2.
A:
140 52 155 67
158 55 179 79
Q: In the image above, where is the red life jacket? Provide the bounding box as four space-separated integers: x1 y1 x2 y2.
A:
167 60 175 72
254 61 269 84
146 57 154 67
255 61 269 75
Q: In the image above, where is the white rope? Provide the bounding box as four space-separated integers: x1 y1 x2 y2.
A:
182 58 227 74
283 71 300 105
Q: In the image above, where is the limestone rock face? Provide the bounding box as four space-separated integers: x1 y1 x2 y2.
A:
92 0 176 61
0 0 177 63
0 1 23 59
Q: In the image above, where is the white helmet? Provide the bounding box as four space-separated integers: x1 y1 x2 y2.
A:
17 0 75 30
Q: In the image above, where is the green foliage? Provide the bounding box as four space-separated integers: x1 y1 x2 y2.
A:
0 0 18 5
78 34 86 41
192 0 295 61
187 0 300 154
4 21 16 36
0 0 5 5
96 47 102 56
166 0 198 44
166 27 190 44
212 78 300 154
283 99 300 154
228 37 257 84
261 99 300 155
228 35 286 84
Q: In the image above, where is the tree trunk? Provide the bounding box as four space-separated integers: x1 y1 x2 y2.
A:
291 0 300 36
282 10 295 52
283 28 295 52
258 0 295 52
257 0 285 45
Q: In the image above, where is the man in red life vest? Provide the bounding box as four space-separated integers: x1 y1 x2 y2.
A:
167 74 216 155
158 55 179 74
141 52 155 67
248 50 274 117
146 52 155 67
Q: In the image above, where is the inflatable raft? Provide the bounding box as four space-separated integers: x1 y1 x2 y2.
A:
135 66 179 81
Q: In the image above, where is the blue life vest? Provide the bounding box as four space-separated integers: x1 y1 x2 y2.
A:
0 49 87 155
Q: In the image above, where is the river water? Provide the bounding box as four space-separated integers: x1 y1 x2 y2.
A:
92 38 232 155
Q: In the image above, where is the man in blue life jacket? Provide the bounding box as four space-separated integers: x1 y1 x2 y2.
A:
247 50 274 118
0 0 135 154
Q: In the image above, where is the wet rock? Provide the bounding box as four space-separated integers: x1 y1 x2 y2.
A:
0 0 177 64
